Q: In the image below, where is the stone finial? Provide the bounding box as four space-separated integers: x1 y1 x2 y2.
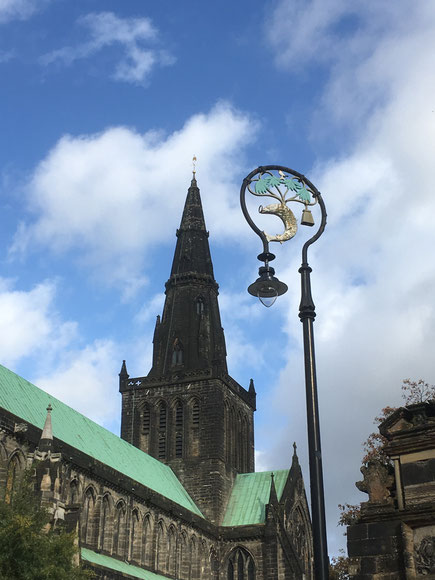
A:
119 359 129 378
249 378 256 395
39 403 53 453
356 460 394 505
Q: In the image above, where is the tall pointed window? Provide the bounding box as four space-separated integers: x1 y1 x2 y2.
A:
5 454 21 504
100 495 112 553
167 526 177 576
130 509 141 562
113 501 127 557
142 514 152 567
69 479 79 505
83 487 97 546
171 338 183 365
196 296 204 314
157 522 166 572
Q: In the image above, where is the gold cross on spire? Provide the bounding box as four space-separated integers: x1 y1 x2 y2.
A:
192 155 197 177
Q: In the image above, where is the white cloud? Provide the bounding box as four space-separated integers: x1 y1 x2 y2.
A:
10 102 257 294
34 339 119 425
41 11 173 84
265 0 435 556
0 0 47 23
0 278 77 368
135 293 165 325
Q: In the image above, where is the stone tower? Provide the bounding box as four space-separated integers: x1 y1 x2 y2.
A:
119 177 256 524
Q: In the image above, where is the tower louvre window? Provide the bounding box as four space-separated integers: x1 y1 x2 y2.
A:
159 402 167 430
175 432 183 457
143 404 150 434
158 434 166 459
192 400 199 425
175 402 183 428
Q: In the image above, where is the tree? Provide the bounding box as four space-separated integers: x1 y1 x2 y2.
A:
329 550 350 580
362 379 435 466
0 470 94 580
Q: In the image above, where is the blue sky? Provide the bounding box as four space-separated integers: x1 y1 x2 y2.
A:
2 0 435 557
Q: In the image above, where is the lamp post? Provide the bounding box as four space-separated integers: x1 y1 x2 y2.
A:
240 165 328 580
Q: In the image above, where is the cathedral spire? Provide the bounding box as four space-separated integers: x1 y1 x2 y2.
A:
148 178 227 378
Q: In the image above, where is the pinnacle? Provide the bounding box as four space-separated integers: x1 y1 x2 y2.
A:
39 403 53 453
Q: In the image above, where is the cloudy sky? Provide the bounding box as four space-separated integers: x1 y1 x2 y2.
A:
2 0 435 557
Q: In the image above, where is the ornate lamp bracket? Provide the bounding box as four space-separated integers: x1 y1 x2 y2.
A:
240 165 327 306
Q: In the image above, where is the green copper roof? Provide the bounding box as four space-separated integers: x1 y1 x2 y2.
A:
222 470 289 527
0 364 202 517
81 548 173 579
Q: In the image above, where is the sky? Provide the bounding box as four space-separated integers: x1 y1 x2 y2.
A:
1 0 435 558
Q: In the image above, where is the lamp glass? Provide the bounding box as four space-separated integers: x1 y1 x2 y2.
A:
257 284 278 307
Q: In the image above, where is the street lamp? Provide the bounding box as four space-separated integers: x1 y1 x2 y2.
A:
240 165 328 580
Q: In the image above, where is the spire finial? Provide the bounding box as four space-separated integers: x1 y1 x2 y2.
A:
191 155 197 186
293 441 297 455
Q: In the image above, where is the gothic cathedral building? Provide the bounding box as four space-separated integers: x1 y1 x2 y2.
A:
0 177 313 579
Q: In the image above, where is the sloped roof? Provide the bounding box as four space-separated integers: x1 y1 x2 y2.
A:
81 548 173 579
222 469 289 526
0 364 202 517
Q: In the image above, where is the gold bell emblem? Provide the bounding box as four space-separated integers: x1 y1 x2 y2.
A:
301 208 314 227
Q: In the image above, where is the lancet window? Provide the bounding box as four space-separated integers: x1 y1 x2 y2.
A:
171 338 183 365
5 453 21 504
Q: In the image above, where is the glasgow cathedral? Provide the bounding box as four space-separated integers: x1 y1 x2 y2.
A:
0 177 313 579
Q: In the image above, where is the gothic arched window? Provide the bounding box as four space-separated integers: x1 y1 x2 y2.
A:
167 525 177 576
69 479 79 505
5 453 22 504
100 494 112 553
157 521 166 572
171 338 183 365
130 509 141 562
83 487 97 546
113 501 127 557
142 514 152 566
179 531 187 578
227 548 255 580
196 296 204 314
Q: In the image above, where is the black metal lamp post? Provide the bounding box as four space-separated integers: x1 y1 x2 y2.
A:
240 165 328 580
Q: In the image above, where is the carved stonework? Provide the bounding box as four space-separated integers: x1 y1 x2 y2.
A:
356 460 394 504
414 526 435 577
415 536 435 576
